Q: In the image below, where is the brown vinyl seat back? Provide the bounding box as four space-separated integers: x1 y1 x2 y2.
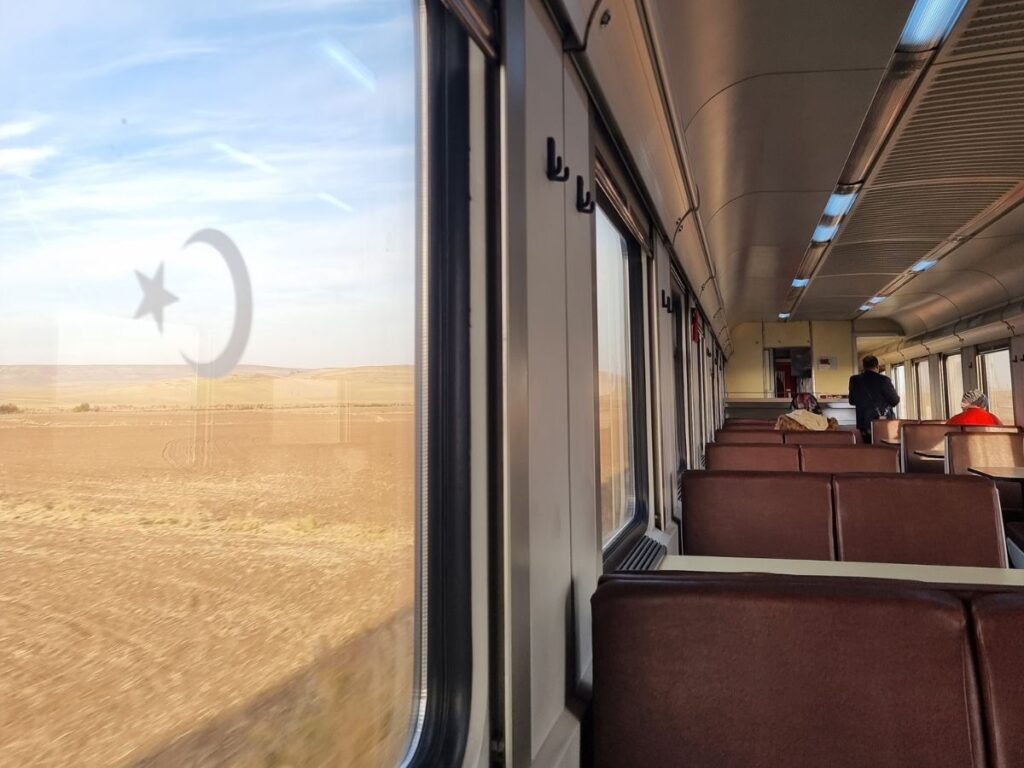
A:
838 425 865 443
800 445 900 474
704 443 800 472
834 474 1007 567
972 594 1024 768
871 418 915 444
592 572 986 768
680 471 834 559
722 418 775 430
902 423 962 473
783 430 857 445
714 429 784 444
945 432 1024 513
964 425 1022 433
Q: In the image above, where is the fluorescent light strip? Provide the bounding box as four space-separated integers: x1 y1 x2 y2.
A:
859 305 872 312
812 223 840 243
778 313 790 320
912 260 937 272
792 278 810 288
869 296 886 304
898 0 968 51
822 191 858 218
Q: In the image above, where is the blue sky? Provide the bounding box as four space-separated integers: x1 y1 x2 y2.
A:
0 0 417 369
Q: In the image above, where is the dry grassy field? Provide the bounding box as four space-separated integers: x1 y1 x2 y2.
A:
0 366 417 767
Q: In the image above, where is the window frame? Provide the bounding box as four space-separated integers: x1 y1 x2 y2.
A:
943 353 963 418
402 3 475 765
913 357 932 420
668 270 690 524
892 363 907 418
978 344 1014 424
596 194 651 571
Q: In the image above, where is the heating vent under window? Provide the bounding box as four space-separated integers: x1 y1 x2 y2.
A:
615 535 667 571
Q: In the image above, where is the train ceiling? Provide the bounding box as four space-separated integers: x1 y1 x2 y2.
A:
645 0 1024 339
646 0 914 325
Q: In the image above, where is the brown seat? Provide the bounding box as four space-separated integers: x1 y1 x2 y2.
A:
964 425 1022 433
971 594 1024 768
834 474 1007 567
838 425 865 444
783 430 857 445
871 418 916 444
680 471 834 559
945 432 1024 514
704 443 800 472
902 423 962 474
800 445 900 474
592 572 986 768
722 419 775 430
714 429 784 444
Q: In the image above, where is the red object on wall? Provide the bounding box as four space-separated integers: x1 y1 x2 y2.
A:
691 309 701 343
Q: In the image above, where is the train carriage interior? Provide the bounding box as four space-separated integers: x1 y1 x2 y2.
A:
5 0 1024 766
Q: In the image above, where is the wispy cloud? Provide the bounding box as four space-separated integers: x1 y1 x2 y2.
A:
212 142 278 174
0 119 41 141
320 41 377 92
73 41 220 80
316 192 353 213
0 146 58 175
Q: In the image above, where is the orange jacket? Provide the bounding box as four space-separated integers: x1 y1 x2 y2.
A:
945 407 1002 426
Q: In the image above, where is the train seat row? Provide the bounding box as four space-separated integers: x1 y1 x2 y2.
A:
897 423 1022 473
714 429 858 445
680 471 1006 567
706 443 899 473
592 571 1024 768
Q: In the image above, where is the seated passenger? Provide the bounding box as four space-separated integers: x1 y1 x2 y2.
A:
946 389 1003 426
775 393 839 432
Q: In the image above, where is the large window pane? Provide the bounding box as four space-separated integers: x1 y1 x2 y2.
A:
0 2 417 765
982 349 1014 424
944 354 963 417
595 207 635 545
893 364 907 418
916 360 933 419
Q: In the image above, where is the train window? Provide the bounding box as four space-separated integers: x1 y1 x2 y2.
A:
893 364 908 418
0 2 425 765
595 206 637 545
944 354 963 417
914 359 933 419
980 348 1014 423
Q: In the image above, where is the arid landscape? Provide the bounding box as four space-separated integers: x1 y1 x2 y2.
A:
0 365 417 767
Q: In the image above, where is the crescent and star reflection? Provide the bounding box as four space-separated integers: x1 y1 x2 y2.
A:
133 229 252 379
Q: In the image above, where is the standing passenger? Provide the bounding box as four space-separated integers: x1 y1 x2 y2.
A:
945 389 1003 426
848 355 900 444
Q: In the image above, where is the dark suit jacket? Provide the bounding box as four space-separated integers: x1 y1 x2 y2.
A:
848 370 901 432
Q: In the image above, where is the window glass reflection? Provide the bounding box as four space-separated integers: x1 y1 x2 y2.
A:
595 207 635 546
944 354 962 418
982 349 1014 424
0 2 418 764
916 360 932 419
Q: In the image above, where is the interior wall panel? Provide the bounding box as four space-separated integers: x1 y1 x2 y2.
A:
522 0 574 757
562 60 600 700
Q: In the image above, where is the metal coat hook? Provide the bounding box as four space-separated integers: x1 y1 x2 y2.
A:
576 174 595 214
546 137 570 182
661 289 675 314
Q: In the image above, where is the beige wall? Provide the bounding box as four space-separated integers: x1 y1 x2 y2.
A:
725 322 768 397
812 321 856 397
726 321 856 399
